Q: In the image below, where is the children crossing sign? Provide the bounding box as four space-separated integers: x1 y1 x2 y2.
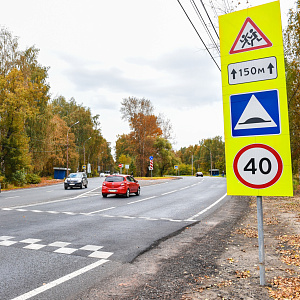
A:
219 1 293 196
229 17 272 54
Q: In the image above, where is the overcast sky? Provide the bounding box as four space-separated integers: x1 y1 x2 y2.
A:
0 0 295 157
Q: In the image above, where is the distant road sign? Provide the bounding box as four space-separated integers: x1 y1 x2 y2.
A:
119 164 122 168
174 165 179 170
150 160 153 170
233 144 283 189
149 156 153 160
228 57 277 85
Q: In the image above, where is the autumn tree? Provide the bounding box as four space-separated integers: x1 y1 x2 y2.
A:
0 28 52 182
50 96 113 175
284 0 300 174
120 97 164 176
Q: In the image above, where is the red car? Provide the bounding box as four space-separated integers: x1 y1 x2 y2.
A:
102 174 140 198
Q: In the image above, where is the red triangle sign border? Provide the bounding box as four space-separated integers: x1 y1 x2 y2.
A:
229 17 272 54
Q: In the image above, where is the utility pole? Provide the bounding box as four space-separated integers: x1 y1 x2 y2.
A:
66 121 79 177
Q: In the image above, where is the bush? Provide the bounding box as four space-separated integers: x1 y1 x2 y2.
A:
0 175 7 189
26 174 41 184
11 170 27 186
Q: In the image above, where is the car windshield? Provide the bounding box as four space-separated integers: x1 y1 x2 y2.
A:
69 173 81 178
105 176 124 182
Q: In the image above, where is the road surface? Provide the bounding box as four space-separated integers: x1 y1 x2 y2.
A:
0 176 227 299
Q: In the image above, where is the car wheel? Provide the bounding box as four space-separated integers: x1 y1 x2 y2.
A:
125 188 130 198
80 183 83 189
64 185 68 190
135 187 140 196
85 184 88 188
102 194 107 198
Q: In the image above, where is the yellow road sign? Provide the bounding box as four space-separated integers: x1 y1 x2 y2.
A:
219 1 293 196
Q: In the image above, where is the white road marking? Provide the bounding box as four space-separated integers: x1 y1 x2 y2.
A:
86 207 116 215
179 186 189 190
186 193 227 221
3 187 101 210
127 196 156 205
5 196 20 199
11 259 109 300
161 190 178 195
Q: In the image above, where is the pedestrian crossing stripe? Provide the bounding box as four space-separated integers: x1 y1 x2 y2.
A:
229 17 272 54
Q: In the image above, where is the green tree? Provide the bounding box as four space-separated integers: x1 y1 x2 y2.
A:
284 0 300 174
154 137 177 176
199 137 225 174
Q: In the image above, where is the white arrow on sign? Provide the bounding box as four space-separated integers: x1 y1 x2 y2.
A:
228 56 277 85
233 143 283 189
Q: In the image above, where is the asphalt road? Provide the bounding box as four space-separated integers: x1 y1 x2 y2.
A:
0 176 227 300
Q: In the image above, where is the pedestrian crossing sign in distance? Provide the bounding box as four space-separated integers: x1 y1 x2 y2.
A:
219 1 293 196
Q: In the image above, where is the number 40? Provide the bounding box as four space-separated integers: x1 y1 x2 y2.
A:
244 157 272 175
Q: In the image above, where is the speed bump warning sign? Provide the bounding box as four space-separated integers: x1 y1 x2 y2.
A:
219 1 293 196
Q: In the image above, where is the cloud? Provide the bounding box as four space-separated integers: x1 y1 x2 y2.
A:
58 47 222 111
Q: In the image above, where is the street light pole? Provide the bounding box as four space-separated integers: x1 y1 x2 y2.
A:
204 145 212 176
66 121 79 177
84 137 91 167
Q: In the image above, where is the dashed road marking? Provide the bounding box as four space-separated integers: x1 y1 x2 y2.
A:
86 207 116 215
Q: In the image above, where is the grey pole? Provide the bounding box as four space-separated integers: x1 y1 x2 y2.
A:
256 196 266 285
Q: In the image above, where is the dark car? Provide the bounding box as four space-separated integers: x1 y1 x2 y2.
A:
102 174 140 198
64 172 88 189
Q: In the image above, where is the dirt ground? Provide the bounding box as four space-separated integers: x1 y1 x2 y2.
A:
184 191 300 300
78 186 300 300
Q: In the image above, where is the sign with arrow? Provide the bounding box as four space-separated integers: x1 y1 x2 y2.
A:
228 57 277 85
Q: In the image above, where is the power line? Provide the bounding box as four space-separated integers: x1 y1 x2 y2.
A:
190 0 220 54
198 0 219 40
176 0 221 71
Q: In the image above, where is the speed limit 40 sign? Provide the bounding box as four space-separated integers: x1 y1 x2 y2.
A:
233 144 283 189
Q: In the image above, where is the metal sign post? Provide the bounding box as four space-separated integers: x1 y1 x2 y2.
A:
256 196 265 285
